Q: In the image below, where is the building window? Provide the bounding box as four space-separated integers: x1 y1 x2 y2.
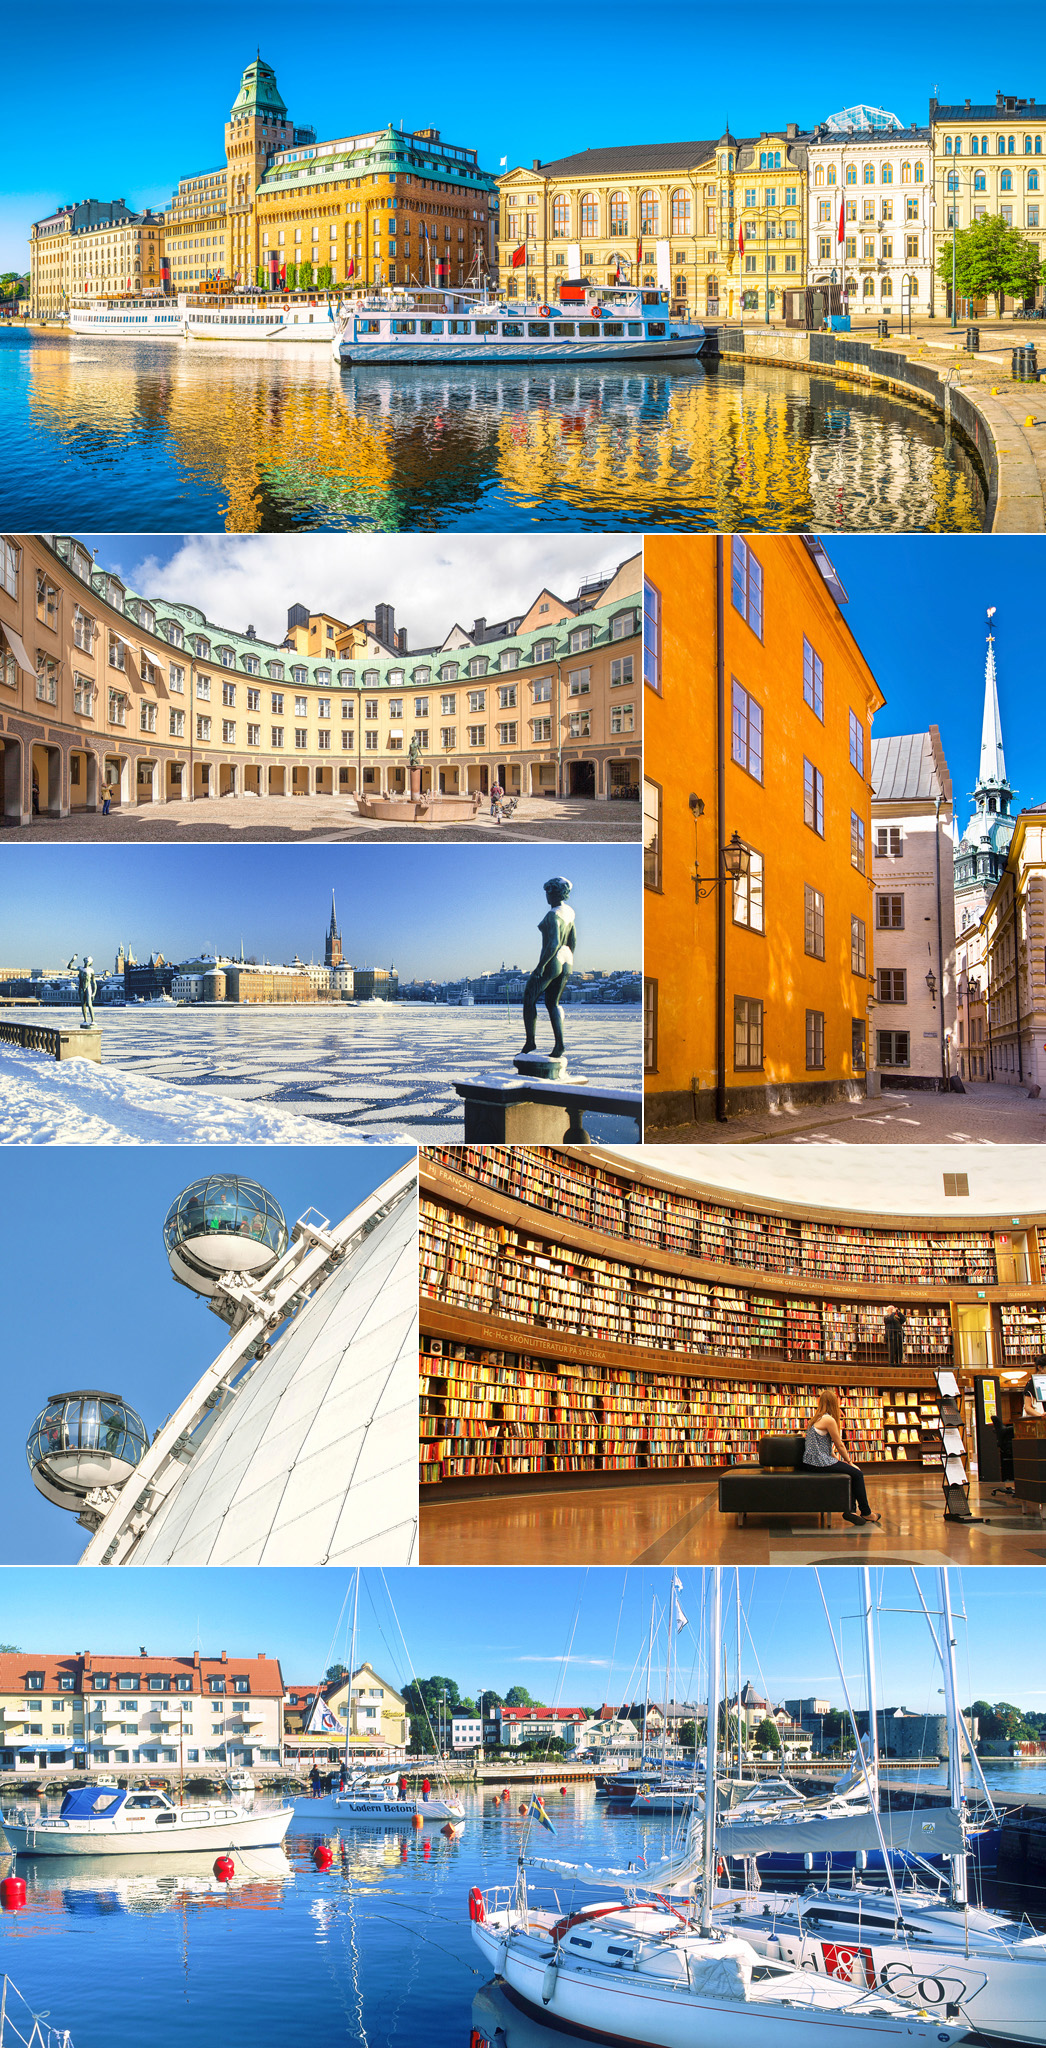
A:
466 724 486 747
271 726 284 748
168 664 184 694
468 691 486 713
73 606 96 654
140 702 157 733
733 847 764 932
568 669 591 697
877 1029 910 1067
222 720 236 743
643 579 662 690
531 717 552 742
876 893 904 930
610 703 634 734
294 695 308 717
851 810 866 873
35 654 58 704
877 968 907 1003
248 723 261 746
849 708 865 774
568 711 591 737
196 677 211 701
643 778 662 890
851 915 866 976
169 709 185 737
804 884 825 960
610 655 634 687
806 1009 825 1070
731 679 763 782
1 537 18 597
644 979 658 1072
497 685 517 709
803 758 824 836
731 537 763 637
222 682 236 707
802 637 824 719
875 825 903 858
295 728 308 749
108 689 127 727
440 694 456 716
73 674 95 717
734 995 764 1070
197 716 211 742
496 721 517 744
108 633 126 672
532 677 552 703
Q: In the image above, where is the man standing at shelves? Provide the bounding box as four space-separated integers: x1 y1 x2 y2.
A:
884 1305 906 1370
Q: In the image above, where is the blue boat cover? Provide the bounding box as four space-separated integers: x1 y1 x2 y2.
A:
58 1786 127 1820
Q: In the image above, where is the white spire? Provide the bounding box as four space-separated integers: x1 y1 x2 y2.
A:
977 609 1007 792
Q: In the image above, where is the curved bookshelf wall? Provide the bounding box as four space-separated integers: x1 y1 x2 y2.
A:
418 1147 1046 1494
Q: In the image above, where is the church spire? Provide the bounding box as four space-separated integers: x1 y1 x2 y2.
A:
324 890 342 969
329 890 338 936
972 608 1012 817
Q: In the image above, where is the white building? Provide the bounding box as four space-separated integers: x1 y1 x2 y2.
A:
806 117 934 315
870 727 957 1084
451 1715 483 1750
331 965 355 995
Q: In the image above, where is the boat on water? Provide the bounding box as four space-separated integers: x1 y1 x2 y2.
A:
67 291 340 342
0 1972 73 2048
332 286 709 365
295 1790 465 1823
0 1784 292 1858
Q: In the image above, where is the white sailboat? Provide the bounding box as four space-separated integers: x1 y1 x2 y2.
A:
468 1569 968 2048
0 1784 291 1859
713 1569 1046 2044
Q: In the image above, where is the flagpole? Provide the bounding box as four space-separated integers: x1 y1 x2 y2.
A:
346 1566 359 1774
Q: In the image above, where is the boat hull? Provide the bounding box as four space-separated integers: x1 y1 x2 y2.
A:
0 1804 292 1856
290 1794 464 1823
335 338 707 366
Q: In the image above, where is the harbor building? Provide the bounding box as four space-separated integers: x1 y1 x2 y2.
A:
805 114 933 314
734 129 810 320
870 728 956 1086
28 198 138 318
929 90 1046 315
419 1144 1046 1565
283 1664 410 1765
643 534 883 1127
0 1651 285 1775
0 534 640 824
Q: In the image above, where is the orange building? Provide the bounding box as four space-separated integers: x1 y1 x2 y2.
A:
644 535 884 1126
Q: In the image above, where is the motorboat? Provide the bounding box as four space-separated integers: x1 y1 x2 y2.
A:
291 1783 465 1823
222 1767 256 1805
0 1784 292 1857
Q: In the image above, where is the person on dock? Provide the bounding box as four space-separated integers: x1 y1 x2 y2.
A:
803 1390 881 1527
310 1765 323 1798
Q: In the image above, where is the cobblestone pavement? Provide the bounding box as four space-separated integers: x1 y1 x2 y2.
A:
649 1080 1046 1145
6 794 639 844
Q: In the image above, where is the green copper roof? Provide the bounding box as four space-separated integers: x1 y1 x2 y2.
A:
232 57 287 118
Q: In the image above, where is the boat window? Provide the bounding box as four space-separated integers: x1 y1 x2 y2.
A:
577 322 599 336
569 1936 593 1948
392 320 416 333
608 1945 634 1956
420 321 444 334
527 322 550 337
125 1794 166 1809
502 322 523 337
648 321 667 336
604 321 624 336
475 320 498 334
448 320 471 335
155 1813 177 1825
359 320 380 334
554 322 575 336
627 323 643 335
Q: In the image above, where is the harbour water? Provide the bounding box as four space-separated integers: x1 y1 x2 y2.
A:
0 1002 642 1142
0 331 986 532
2 1770 1041 2048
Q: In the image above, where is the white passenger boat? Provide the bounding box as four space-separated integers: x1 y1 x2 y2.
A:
0 1784 292 1857
332 287 709 365
291 1786 465 1823
67 291 339 342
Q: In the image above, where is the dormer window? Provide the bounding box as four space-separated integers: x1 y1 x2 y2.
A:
92 1675 111 1691
291 665 308 685
137 604 155 634
25 1672 44 1691
218 646 235 668
193 636 210 659
439 662 459 682
163 621 184 649
267 660 284 679
242 653 260 674
611 610 636 640
499 649 519 671
533 638 555 661
314 667 331 685
338 669 356 686
412 665 431 684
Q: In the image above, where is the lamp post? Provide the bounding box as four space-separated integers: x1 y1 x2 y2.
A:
692 828 752 902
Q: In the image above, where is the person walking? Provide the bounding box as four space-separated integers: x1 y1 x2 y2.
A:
803 1391 880 1526
884 1305 906 1370
309 1764 323 1798
490 779 503 822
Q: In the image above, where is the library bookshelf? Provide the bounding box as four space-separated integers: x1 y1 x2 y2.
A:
419 1147 1046 1499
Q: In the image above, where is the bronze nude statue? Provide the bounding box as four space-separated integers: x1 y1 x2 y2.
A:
520 876 575 1062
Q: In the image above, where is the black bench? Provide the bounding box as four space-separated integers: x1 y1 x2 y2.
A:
717 1435 855 1527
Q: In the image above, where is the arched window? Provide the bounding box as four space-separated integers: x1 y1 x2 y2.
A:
863 274 876 296
971 136 979 155
997 135 1005 155
608 190 628 234
945 136 953 155
845 164 857 185
1008 134 1016 153
954 136 962 155
909 275 919 296
551 193 569 237
671 188 691 233
863 162 875 184
579 192 598 236
827 165 836 185
1037 136 1043 155
881 275 892 296
814 165 825 186
639 189 659 233
974 170 986 192
1029 169 1040 191
1001 168 1013 191
881 162 893 183
914 163 924 183
981 136 989 154
901 161 912 182
1025 135 1033 153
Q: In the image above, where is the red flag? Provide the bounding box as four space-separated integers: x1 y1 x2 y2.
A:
838 195 846 245
738 223 745 258
511 245 526 268
347 259 355 279
636 240 642 265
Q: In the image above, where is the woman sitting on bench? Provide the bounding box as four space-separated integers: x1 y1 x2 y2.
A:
803 1391 880 1527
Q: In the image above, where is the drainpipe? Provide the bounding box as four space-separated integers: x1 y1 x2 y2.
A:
1013 875 1024 1081
557 657 564 798
934 793 946 1082
715 536 727 1122
188 656 195 804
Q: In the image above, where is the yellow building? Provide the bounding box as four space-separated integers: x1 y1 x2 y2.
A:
0 534 640 823
28 198 139 317
734 129 809 319
644 533 884 1125
953 808 1046 1088
284 1662 410 1762
930 91 1046 315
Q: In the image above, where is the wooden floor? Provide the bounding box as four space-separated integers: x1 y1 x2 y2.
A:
419 1473 1046 1567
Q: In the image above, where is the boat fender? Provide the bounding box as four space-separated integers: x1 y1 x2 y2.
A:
468 1886 486 1923
213 1855 235 1883
0 1876 26 1911
539 305 551 317
588 305 601 318
541 1962 558 2007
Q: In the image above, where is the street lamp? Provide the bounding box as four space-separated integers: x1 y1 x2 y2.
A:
693 830 751 902
926 968 938 1008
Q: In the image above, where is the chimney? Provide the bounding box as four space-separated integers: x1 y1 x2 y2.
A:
221 1651 228 1664
194 1650 201 1667
965 99 971 109
397 626 407 652
246 623 256 639
473 616 487 641
786 122 798 138
374 601 395 647
532 159 541 171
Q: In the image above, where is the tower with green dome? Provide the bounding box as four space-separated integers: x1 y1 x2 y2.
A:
224 55 312 285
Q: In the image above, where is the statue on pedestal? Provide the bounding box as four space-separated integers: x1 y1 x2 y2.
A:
407 735 422 768
66 955 97 1029
519 877 575 1064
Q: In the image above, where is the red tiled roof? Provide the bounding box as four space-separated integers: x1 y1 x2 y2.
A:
0 1652 285 1697
500 1707 587 1722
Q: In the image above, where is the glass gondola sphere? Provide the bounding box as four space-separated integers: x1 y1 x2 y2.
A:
163 1175 289 1297
26 1392 149 1510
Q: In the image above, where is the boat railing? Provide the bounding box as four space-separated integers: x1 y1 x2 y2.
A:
0 1977 73 2048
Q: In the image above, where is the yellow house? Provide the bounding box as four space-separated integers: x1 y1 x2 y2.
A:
284 1662 410 1760
930 92 1046 315
734 130 809 320
644 534 884 1125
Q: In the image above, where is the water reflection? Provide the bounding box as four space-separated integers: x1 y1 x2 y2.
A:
0 331 986 533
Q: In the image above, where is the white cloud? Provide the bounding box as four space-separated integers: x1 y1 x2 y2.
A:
516 1654 612 1666
122 534 639 654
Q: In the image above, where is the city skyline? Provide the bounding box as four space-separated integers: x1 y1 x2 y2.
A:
0 845 640 979
78 533 640 657
0 1567 1037 1714
4 4 1046 268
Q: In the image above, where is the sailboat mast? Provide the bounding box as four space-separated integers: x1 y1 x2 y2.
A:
641 1597 655 1768
861 1568 880 1789
700 1568 722 1934
938 1567 968 1908
345 1567 360 1774
735 1568 742 1780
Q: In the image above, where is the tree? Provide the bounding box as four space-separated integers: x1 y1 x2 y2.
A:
326 1663 348 1682
676 1720 701 1752
936 213 1041 314
299 261 314 291
0 1643 21 1652
286 263 298 292
318 264 333 290
505 1685 544 1709
755 1717 782 1751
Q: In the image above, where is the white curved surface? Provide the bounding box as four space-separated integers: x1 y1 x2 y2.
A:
124 1194 418 1565
597 1145 1046 1220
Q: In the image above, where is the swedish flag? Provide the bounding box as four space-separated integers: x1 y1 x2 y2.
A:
528 1796 556 1834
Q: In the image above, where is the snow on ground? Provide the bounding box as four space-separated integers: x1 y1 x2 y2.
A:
0 1045 412 1146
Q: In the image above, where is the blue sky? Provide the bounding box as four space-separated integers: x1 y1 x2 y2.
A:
0 1147 413 1565
0 845 640 980
0 1568 1036 1712
825 537 1039 834
4 2 1046 268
